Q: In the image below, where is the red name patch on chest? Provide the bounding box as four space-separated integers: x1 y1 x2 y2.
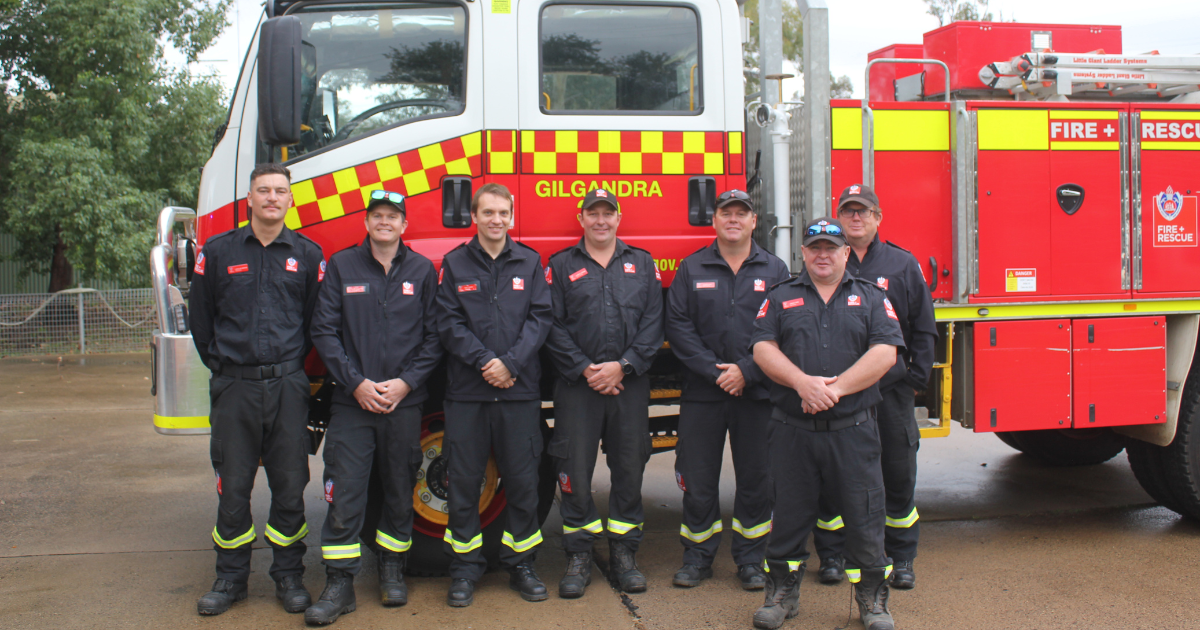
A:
345 284 367 294
782 298 805 309
569 268 588 282
458 283 478 293
695 281 716 289
227 264 249 275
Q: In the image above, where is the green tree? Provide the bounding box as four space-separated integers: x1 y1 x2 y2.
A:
923 0 994 27
742 0 852 99
0 0 229 291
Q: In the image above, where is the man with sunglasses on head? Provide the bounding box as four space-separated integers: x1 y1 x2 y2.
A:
305 190 442 625
665 189 790 591
437 183 554 607
545 188 663 598
749 217 904 630
189 163 324 617
811 185 937 591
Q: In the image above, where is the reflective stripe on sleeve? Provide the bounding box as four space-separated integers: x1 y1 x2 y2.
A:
376 530 412 553
501 531 544 553
322 543 361 560
679 520 723 543
732 518 772 539
443 530 483 554
212 525 255 549
816 515 845 531
885 507 919 528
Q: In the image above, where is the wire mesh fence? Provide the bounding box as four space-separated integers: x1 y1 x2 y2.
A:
0 289 155 357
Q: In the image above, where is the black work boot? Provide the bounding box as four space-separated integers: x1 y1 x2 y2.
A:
378 551 408 606
818 555 846 585
752 561 802 630
275 573 312 613
304 568 356 625
447 578 475 607
609 541 647 592
737 563 767 591
890 559 915 590
672 563 713 587
855 567 895 630
197 579 248 616
509 559 549 602
559 551 593 599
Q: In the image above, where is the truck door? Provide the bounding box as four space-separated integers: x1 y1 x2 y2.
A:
515 0 734 282
1132 104 1200 295
243 1 485 259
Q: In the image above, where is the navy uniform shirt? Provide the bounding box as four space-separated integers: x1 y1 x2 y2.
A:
310 237 442 409
666 239 791 401
848 234 938 392
188 223 324 369
436 236 553 402
545 238 664 381
750 270 905 420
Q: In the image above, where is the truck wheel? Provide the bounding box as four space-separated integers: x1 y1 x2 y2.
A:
994 429 1125 466
1127 439 1184 513
1160 361 1200 520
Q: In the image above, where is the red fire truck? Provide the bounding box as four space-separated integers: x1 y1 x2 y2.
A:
148 1 1200 574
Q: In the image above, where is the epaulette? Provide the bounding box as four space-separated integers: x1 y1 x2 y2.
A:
202 228 236 247
296 231 321 248
885 240 912 254
510 239 542 255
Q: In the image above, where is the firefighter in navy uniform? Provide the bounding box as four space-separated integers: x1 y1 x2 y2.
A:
665 190 790 590
545 188 663 598
305 191 443 625
812 185 937 590
437 183 554 607
749 218 904 630
188 163 324 616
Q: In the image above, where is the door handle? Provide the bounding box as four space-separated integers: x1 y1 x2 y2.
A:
928 256 938 292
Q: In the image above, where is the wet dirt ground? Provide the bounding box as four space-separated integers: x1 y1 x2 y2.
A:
2 354 1197 629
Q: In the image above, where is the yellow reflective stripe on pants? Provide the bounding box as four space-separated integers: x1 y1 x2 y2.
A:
443 530 483 554
679 520 723 543
376 530 412 553
816 515 844 531
212 525 255 549
606 519 643 535
563 519 603 535
885 507 919 528
502 531 544 553
322 543 361 560
846 568 862 583
264 523 308 547
762 559 802 572
731 518 771 539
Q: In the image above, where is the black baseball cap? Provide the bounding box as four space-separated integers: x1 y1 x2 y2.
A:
801 218 848 247
715 189 755 213
581 187 620 212
366 189 406 217
835 183 880 212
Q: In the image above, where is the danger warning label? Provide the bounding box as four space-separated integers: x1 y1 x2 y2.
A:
1005 268 1037 292
1151 187 1197 248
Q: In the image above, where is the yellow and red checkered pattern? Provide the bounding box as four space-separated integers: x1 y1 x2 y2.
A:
727 131 743 175
283 133 483 230
520 130 725 175
488 130 517 174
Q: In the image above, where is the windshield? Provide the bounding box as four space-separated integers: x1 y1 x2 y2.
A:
285 3 467 160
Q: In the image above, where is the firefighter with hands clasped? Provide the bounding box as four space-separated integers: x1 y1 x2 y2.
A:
188 163 325 617
812 184 938 590
305 191 443 625
665 189 790 590
437 183 554 607
749 217 905 630
545 188 664 598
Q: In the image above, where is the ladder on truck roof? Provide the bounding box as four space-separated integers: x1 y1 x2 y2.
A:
979 51 1200 101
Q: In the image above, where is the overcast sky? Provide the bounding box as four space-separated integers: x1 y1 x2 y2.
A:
188 0 1200 99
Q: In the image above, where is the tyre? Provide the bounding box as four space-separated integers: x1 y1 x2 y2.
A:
1159 358 1200 520
994 428 1125 466
1127 439 1184 513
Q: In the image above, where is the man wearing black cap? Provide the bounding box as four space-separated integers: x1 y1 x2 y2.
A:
749 218 904 630
811 185 937 591
545 188 663 598
188 163 324 616
665 189 790 590
305 190 443 625
437 183 554 607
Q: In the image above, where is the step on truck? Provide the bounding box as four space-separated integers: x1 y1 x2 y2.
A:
149 1 1200 574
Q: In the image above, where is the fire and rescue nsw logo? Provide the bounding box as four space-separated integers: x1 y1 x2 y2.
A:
324 480 334 503
1151 185 1198 248
558 472 572 494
